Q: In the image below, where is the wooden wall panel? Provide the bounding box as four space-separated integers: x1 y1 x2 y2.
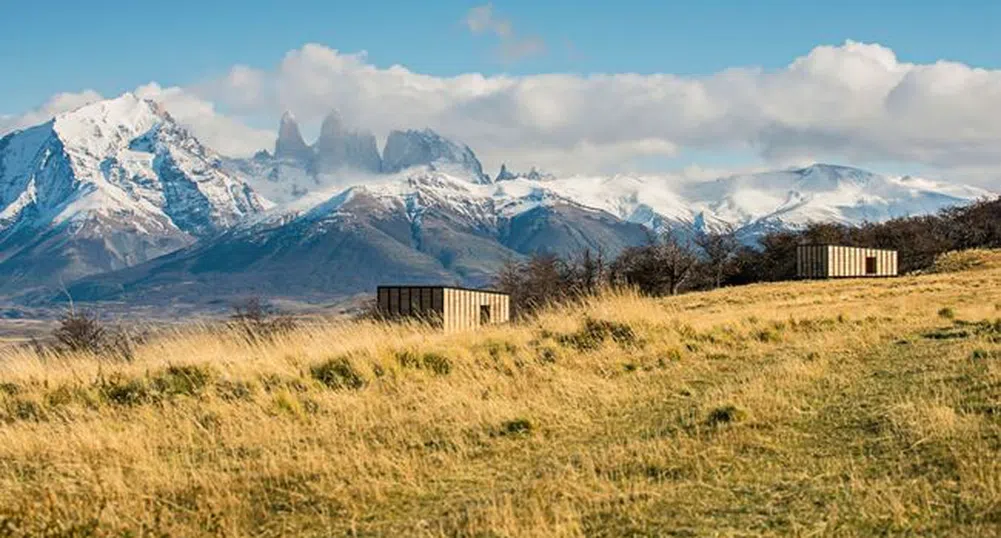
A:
798 246 899 279
379 287 511 332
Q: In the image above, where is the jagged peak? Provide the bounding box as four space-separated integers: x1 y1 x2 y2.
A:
319 109 343 133
382 128 488 183
494 165 555 182
496 163 516 181
275 111 310 161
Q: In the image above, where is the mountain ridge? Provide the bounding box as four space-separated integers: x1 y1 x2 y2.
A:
0 93 994 308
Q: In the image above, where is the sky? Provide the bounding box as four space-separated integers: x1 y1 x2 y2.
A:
2 0 1001 184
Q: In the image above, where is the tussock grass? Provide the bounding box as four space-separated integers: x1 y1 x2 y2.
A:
0 251 1000 535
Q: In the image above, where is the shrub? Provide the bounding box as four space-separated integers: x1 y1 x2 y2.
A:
310 357 366 390
150 365 214 397
706 405 747 427
754 328 782 343
230 297 299 343
5 398 46 422
971 349 991 361
557 318 637 351
938 307 956 320
498 418 533 436
216 379 256 401
395 350 453 376
97 374 151 406
536 347 557 364
53 309 106 353
420 353 452 376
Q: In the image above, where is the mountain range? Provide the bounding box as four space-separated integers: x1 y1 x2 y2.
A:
0 93 992 312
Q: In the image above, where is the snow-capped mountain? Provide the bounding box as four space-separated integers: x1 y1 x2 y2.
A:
0 92 994 308
226 114 487 204
66 169 649 305
681 164 989 234
0 93 267 289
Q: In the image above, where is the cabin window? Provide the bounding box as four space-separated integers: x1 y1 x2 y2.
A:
865 256 877 275
480 305 491 325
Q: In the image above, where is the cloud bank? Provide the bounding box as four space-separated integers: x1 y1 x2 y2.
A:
3 41 1001 185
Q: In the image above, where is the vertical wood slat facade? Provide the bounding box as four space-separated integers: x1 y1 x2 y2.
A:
796 245 898 279
377 286 510 332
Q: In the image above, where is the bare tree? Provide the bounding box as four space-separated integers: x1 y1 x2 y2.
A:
53 309 106 353
495 253 567 317
495 249 612 318
230 296 298 342
611 233 698 296
565 248 608 297
694 224 741 289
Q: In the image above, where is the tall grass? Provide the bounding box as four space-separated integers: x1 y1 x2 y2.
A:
0 252 1000 536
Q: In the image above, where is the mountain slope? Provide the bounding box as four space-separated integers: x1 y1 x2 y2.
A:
66 170 652 305
1 92 995 309
0 93 267 290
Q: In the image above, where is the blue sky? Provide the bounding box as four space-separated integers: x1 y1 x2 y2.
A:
2 0 999 114
2 1 1001 184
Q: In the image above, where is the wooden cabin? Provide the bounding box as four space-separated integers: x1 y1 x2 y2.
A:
376 286 511 331
797 245 898 279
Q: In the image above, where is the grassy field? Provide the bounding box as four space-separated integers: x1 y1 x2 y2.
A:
1 252 1000 536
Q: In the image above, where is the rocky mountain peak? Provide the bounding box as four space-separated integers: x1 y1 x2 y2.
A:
313 109 381 174
381 128 490 184
274 111 311 163
495 165 555 182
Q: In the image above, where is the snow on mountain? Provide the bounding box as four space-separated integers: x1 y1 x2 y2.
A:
682 164 991 233
0 93 267 287
2 90 995 307
233 158 991 249
381 129 490 183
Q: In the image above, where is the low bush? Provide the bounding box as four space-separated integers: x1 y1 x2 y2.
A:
706 405 747 427
557 318 637 351
310 357 366 390
150 365 214 397
97 374 151 407
395 350 453 376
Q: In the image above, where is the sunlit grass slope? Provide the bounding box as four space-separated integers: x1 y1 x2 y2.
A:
1 251 1001 536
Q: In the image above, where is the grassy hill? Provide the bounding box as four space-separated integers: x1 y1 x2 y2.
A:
1 251 1000 536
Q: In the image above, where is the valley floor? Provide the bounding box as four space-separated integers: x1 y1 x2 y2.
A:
0 254 1000 536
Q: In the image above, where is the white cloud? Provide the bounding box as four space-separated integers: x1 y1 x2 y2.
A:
5 40 1001 187
0 84 272 158
463 3 546 63
134 82 274 156
0 90 103 134
183 41 1001 182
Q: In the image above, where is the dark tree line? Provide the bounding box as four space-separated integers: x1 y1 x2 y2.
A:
497 196 1001 317
496 227 741 317
729 196 1001 283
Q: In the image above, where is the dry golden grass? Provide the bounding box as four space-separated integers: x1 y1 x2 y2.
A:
2 252 1001 536
930 248 1001 273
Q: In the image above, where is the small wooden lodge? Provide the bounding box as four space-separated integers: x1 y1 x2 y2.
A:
796 245 898 279
376 286 511 331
